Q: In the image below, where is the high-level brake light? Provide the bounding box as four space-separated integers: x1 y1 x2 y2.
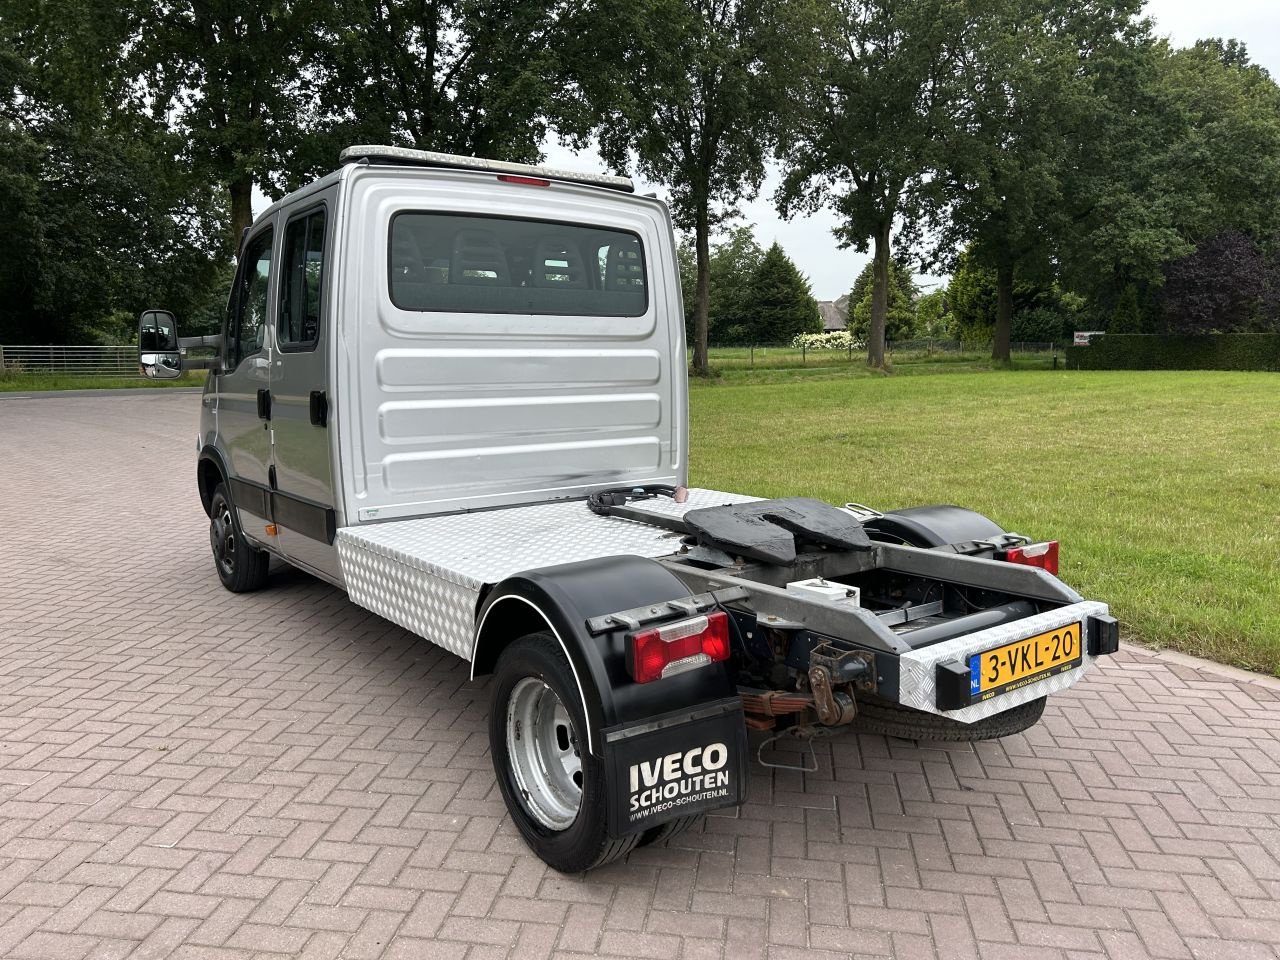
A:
497 174 551 187
627 612 731 684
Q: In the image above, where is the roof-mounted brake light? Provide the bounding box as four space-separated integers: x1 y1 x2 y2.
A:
337 145 635 193
497 174 550 187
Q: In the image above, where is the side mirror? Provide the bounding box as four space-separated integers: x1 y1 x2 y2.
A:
139 309 182 379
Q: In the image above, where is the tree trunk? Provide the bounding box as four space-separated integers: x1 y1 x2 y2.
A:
993 257 1014 363
692 199 712 376
867 222 890 369
230 176 254 258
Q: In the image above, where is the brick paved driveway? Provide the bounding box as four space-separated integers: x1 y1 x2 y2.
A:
2 390 1280 960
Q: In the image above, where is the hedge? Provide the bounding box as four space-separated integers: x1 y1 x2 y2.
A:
1065 334 1280 371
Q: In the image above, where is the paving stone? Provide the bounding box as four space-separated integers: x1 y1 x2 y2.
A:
2 392 1280 959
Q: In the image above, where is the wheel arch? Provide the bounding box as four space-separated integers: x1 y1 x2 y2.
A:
197 446 231 517
470 555 737 757
472 592 598 752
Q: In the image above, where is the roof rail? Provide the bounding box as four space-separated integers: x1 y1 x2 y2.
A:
338 145 635 194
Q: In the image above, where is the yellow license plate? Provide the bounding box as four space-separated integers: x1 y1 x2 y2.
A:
968 623 1083 702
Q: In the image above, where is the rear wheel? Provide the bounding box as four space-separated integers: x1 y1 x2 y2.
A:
208 483 270 593
852 694 1046 741
489 632 641 872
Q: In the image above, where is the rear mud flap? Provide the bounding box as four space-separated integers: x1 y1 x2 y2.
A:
602 697 748 836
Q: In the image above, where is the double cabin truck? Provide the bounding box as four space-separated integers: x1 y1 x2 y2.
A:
139 146 1120 872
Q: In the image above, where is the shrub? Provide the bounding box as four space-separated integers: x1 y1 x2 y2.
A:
1066 334 1280 371
792 330 863 351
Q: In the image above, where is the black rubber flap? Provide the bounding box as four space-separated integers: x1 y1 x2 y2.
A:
682 497 873 564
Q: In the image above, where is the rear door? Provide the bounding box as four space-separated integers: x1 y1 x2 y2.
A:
217 225 276 539
270 196 340 580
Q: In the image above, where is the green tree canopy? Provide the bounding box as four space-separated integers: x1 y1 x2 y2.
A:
1 3 226 344
777 0 966 368
678 225 767 345
928 0 1151 361
915 289 948 339
1109 285 1143 333
132 0 582 243
131 1 321 243
848 258 918 343
283 0 569 190
947 248 1077 344
738 242 822 344
1058 38 1280 318
571 0 796 374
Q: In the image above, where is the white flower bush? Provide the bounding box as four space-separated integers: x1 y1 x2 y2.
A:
790 330 863 351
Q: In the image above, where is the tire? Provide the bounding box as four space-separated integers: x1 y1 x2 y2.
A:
852 693 1046 742
637 814 700 848
208 483 270 593
489 632 640 873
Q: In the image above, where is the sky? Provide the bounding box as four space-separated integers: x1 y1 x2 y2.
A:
254 1 1279 301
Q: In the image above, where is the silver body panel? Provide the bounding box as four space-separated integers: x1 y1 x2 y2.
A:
335 487 756 659
332 167 688 524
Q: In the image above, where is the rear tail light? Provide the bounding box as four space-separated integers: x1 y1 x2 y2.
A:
1002 540 1059 575
627 612 731 683
497 174 551 187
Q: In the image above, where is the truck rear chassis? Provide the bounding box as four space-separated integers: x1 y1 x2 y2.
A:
339 488 1113 723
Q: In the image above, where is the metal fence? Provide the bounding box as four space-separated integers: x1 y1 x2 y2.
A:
699 340 1060 367
0 344 140 377
888 340 1057 354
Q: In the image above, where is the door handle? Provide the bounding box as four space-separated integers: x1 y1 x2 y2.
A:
257 388 271 420
309 390 327 427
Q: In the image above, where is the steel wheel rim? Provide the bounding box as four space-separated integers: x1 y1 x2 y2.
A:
210 501 236 576
506 677 583 830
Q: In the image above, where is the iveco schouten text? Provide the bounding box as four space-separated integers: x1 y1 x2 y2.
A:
139 146 1119 872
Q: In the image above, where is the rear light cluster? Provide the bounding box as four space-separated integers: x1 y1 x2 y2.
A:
627 612 730 684
1001 540 1059 576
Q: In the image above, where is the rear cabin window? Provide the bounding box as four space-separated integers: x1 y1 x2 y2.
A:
279 208 326 350
389 213 647 316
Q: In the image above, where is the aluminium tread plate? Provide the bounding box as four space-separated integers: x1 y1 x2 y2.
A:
335 488 758 658
897 600 1108 723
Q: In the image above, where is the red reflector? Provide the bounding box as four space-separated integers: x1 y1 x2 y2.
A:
497 174 551 187
1003 540 1059 576
628 611 731 684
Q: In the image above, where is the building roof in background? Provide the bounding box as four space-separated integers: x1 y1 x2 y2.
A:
818 295 849 331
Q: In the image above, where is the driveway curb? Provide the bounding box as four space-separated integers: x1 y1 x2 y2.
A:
1122 639 1280 691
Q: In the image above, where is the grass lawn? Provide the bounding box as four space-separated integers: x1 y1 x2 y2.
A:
689 367 1280 676
0 371 206 391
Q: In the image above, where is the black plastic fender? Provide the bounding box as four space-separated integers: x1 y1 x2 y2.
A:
470 555 741 758
865 504 1006 549
197 445 232 516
